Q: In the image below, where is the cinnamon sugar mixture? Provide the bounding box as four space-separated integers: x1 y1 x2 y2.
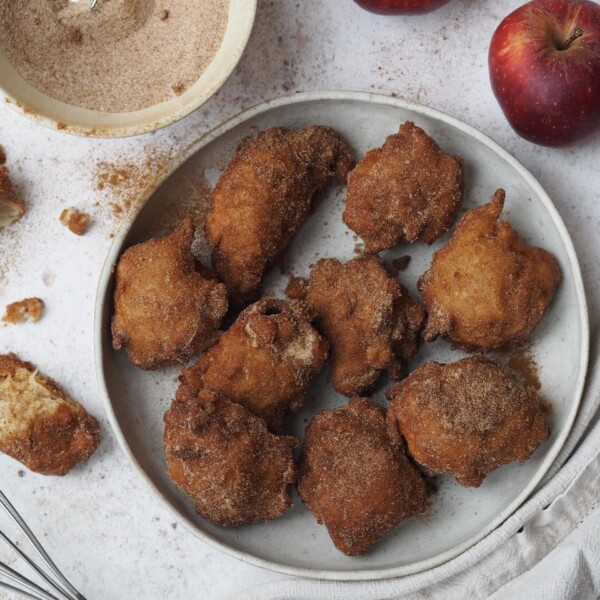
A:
0 0 229 113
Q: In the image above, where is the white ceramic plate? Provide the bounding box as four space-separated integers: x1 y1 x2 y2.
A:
0 0 256 138
94 92 588 580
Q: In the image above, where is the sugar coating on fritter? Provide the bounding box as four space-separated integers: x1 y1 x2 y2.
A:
205 126 354 306
418 189 562 352
386 356 549 487
343 121 464 252
177 298 328 432
0 165 26 228
298 398 428 556
164 389 297 527
306 254 425 397
0 353 100 476
112 217 228 370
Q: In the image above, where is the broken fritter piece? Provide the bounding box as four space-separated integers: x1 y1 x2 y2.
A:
205 126 354 306
177 298 328 432
386 356 549 487
343 121 464 252
111 217 228 370
0 165 26 228
298 398 428 555
3 298 45 324
60 208 90 236
0 353 100 476
164 388 296 526
418 189 562 352
306 254 425 397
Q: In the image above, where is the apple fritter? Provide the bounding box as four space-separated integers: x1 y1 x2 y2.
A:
177 298 328 432
298 398 428 556
0 353 100 476
306 254 425 397
205 126 354 306
386 356 549 487
418 189 562 352
164 389 296 527
343 121 464 252
112 217 228 370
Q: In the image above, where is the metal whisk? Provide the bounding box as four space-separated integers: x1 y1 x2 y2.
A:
0 491 86 600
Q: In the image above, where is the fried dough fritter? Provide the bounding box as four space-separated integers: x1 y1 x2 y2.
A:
3 298 44 324
386 356 549 487
112 217 228 370
418 190 562 352
177 298 328 432
298 398 428 556
343 121 464 252
0 353 100 476
205 126 354 306
164 388 296 527
306 254 425 397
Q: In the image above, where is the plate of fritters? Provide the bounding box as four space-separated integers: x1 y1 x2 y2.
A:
95 91 588 579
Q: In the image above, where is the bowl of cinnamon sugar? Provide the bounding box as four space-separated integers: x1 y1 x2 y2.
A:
0 0 256 137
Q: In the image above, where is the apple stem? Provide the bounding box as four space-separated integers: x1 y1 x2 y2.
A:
561 28 583 50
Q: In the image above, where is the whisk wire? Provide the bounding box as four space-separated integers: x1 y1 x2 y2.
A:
0 491 86 600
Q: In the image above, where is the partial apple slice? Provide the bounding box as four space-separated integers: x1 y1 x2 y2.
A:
0 166 25 228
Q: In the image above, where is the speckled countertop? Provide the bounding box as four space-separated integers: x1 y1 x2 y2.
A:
1 1 599 599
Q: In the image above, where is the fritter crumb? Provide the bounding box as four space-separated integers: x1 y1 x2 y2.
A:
3 298 45 324
60 208 90 236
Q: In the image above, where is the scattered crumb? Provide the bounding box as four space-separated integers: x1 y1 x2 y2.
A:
56 122 67 131
3 298 45 324
60 208 90 236
171 83 185 95
0 165 26 228
353 242 364 254
392 255 412 271
285 276 308 300
160 9 170 20
17 469 25 478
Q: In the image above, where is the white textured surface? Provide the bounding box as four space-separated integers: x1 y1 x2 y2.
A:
0 1 599 599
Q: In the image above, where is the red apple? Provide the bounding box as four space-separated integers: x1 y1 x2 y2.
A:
489 0 600 146
353 0 453 15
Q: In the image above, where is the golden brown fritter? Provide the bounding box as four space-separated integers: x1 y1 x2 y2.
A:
177 298 328 432
0 353 100 476
205 126 354 306
343 121 464 252
0 165 26 228
298 398 428 556
418 190 562 352
386 356 549 487
306 254 425 397
112 217 228 370
164 388 296 527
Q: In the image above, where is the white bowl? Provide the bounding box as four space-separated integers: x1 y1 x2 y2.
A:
0 0 256 138
94 91 588 580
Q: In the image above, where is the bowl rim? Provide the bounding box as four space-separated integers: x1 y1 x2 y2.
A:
94 90 590 581
0 0 257 138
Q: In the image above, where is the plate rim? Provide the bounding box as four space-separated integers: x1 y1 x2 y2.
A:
94 90 590 581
